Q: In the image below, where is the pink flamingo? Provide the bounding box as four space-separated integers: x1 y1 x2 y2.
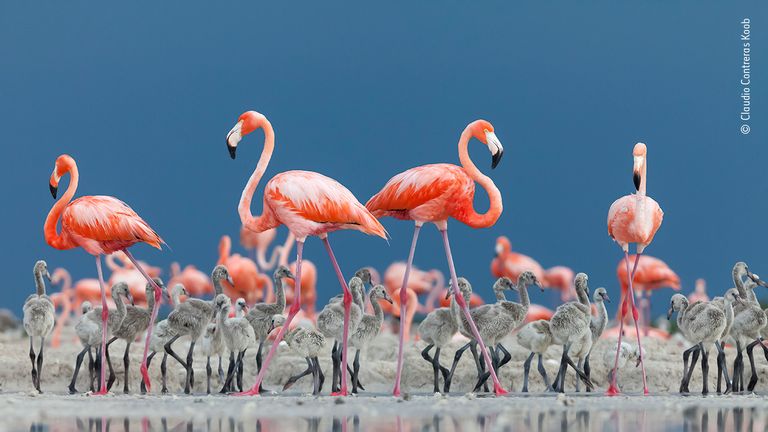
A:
225 110 386 396
72 277 108 314
491 236 546 282
169 262 213 297
616 254 680 335
44 154 165 394
366 119 508 396
606 143 664 396
525 304 554 323
688 278 709 304
543 266 576 302
106 253 156 305
218 235 271 305
240 226 282 273
49 268 74 348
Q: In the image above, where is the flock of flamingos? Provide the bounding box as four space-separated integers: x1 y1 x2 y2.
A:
21 110 768 399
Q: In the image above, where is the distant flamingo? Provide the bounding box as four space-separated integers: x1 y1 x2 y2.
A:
491 236 545 281
44 154 165 394
106 253 154 305
366 119 508 396
381 262 442 340
605 143 664 396
616 254 680 335
225 110 387 396
50 268 74 348
218 235 272 305
72 278 107 314
688 278 709 304
279 233 318 317
169 262 213 297
240 227 282 273
543 266 576 302
525 304 555 322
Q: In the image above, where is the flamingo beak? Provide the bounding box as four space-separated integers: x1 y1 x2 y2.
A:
127 292 135 306
748 271 768 288
666 306 673 320
602 292 611 303
633 155 644 191
226 121 243 159
286 270 296 280
227 275 235 287
45 271 52 282
486 130 504 169
49 183 58 199
383 291 394 304
444 289 453 300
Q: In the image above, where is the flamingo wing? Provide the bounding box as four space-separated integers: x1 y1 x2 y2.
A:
365 164 465 217
62 196 163 249
267 171 387 238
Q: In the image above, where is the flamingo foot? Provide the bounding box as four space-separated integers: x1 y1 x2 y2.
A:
140 364 151 393
642 386 649 395
331 390 348 397
232 389 261 397
90 389 109 396
392 384 401 397
605 384 620 396
494 383 508 396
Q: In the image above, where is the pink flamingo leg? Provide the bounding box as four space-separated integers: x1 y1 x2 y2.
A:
121 249 164 393
322 236 352 396
235 240 304 396
625 252 649 394
93 256 109 395
607 251 646 395
440 228 507 395
393 223 421 396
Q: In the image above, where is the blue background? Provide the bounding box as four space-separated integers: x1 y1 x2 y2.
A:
2 2 766 319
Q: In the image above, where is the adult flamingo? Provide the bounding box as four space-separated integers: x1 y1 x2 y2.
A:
616 254 680 335
50 268 74 348
688 278 709 304
218 235 271 305
72 277 108 314
44 154 165 394
543 266 576 302
606 142 664 396
169 262 213 297
491 236 546 281
106 253 154 305
225 110 386 396
366 119 508 396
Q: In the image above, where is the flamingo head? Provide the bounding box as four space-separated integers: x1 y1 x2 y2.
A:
574 273 589 296
354 267 372 286
49 154 76 199
236 298 248 314
270 314 286 333
593 287 610 303
214 293 231 313
226 111 268 159
495 236 511 258
371 284 392 304
493 277 516 292
517 271 542 291
632 142 647 191
469 119 504 169
667 293 687 320
274 265 295 281
34 260 51 282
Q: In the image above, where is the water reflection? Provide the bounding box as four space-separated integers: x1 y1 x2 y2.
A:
14 403 768 432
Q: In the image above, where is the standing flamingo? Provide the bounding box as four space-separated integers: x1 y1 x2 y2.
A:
225 110 387 396
616 254 680 335
218 235 272 305
543 266 576 302
44 154 165 394
688 278 709 304
366 119 508 396
605 143 664 396
169 262 213 297
491 236 545 282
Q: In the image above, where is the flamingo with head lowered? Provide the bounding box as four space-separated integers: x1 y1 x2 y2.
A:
44 154 165 394
225 110 387 396
366 119 509 396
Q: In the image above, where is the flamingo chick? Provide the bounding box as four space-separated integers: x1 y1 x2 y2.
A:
23 261 55 393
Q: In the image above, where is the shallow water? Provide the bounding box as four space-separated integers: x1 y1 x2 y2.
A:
6 393 768 432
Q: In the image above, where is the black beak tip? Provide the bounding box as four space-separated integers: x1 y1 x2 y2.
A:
633 172 641 191
49 183 58 199
491 151 503 169
227 143 237 160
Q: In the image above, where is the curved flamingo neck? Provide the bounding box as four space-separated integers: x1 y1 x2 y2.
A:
638 158 647 196
278 233 296 267
370 292 384 324
457 127 503 228
218 236 231 265
272 273 286 311
239 119 276 233
45 162 79 250
258 243 281 270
